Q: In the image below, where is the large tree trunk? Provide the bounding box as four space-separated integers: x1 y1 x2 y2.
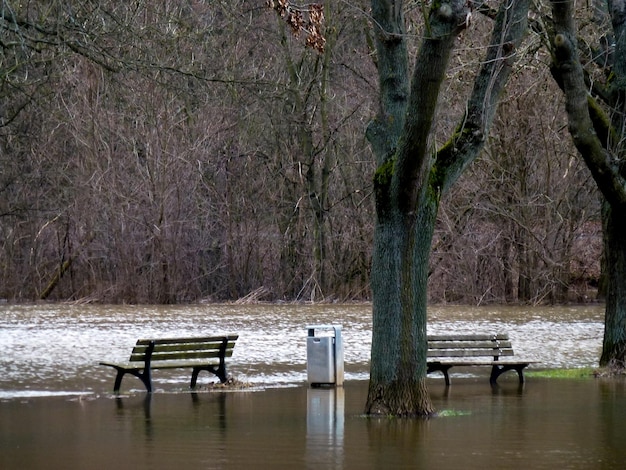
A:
365 0 529 416
365 0 468 418
550 0 626 367
367 186 439 416
602 0 626 366
600 201 626 365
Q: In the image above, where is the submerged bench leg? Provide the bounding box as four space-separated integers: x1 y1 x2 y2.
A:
191 368 201 389
190 338 229 388
107 341 155 393
113 370 125 393
141 367 153 393
427 363 453 386
490 364 528 385
191 364 227 388
441 367 451 386
111 367 153 393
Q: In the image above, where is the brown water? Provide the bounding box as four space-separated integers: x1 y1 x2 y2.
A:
2 379 626 469
0 303 619 469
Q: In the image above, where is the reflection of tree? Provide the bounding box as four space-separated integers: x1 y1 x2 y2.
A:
599 380 626 465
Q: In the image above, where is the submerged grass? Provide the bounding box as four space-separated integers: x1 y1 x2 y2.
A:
437 409 472 417
526 368 595 379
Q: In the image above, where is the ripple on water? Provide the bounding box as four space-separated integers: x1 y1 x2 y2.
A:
0 303 604 397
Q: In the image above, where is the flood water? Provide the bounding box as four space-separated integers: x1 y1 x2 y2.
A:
1 303 623 469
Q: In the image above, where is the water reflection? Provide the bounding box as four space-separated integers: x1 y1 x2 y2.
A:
114 394 154 440
490 381 525 397
306 387 345 468
113 392 228 440
364 414 430 468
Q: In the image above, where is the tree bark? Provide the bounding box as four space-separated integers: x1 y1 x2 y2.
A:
365 0 529 416
600 201 626 365
550 0 626 367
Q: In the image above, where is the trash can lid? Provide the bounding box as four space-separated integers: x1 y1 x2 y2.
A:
305 324 342 330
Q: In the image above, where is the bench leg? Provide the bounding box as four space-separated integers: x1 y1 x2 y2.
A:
110 367 152 393
191 364 227 388
441 367 451 386
113 369 125 393
191 339 229 388
490 364 528 385
140 367 153 392
191 368 201 389
427 363 453 386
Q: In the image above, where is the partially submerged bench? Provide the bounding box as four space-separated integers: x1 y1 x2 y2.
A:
100 334 238 393
427 333 535 386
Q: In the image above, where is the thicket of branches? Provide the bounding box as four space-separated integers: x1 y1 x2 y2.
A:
0 0 601 304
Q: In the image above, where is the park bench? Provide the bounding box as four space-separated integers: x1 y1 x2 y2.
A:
99 334 238 393
427 333 535 386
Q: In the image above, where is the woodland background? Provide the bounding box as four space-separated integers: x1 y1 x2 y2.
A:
0 1 603 304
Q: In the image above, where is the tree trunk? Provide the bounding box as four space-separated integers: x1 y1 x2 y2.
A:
367 187 438 416
600 201 626 365
365 0 529 416
550 0 626 367
365 0 469 417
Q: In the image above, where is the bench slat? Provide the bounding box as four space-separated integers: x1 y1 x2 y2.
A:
427 334 509 341
100 359 222 370
130 336 237 362
147 341 236 351
136 335 238 346
131 341 236 356
429 359 531 366
131 350 234 362
427 349 514 358
428 340 512 349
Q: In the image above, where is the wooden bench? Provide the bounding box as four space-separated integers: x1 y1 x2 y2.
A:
99 334 238 393
427 333 535 386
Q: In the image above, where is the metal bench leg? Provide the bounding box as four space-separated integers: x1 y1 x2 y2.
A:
113 369 126 393
114 368 152 393
490 365 503 385
442 367 451 386
139 368 153 393
191 368 201 389
136 341 155 393
110 341 154 393
190 364 227 388
491 364 527 385
190 338 229 387
427 363 452 386
215 362 227 383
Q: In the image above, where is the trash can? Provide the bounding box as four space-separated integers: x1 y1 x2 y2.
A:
306 325 344 386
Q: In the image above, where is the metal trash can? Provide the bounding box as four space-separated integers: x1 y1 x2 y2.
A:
306 325 344 386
